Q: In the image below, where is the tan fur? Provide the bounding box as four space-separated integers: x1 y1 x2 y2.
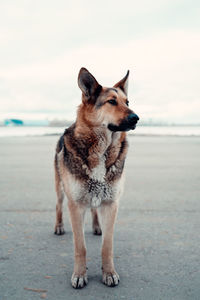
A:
67 199 88 287
99 202 119 286
91 208 102 235
54 160 64 235
54 68 139 289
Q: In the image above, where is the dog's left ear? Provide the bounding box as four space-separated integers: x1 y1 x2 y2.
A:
114 70 129 96
78 68 102 102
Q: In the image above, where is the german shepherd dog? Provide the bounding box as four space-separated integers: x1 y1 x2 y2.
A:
54 68 139 288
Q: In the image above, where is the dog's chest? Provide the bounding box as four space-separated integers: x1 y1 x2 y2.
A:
87 156 108 207
67 156 121 208
62 130 126 207
90 156 106 182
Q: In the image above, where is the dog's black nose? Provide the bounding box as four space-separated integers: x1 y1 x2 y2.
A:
128 113 139 123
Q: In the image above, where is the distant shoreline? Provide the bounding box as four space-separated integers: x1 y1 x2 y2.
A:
1 123 200 127
1 125 200 138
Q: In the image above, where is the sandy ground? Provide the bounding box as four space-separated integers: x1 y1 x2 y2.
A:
0 135 200 300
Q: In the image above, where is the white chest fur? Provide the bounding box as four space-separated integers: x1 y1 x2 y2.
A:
90 156 106 182
64 131 124 208
66 159 122 208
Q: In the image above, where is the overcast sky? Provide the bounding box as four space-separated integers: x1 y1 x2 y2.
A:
0 0 199 123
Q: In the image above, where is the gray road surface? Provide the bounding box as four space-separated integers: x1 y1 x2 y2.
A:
0 135 200 300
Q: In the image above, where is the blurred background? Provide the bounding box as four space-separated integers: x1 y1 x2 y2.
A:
0 0 200 136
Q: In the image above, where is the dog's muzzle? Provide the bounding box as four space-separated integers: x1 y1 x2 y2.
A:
108 113 139 132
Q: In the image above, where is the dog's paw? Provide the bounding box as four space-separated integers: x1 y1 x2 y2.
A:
71 273 88 289
54 224 65 235
102 271 120 287
93 226 102 235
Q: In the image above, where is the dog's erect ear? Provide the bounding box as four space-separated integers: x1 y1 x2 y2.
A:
78 68 102 102
113 70 129 96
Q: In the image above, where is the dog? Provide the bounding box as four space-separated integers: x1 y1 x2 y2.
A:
54 68 139 289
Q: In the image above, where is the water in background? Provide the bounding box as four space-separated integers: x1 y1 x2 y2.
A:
0 125 200 137
135 125 200 136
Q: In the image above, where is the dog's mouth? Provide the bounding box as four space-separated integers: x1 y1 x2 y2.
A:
108 114 139 132
108 123 136 132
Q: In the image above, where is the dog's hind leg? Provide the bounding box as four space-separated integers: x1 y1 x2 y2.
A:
54 158 65 235
99 201 120 287
91 208 102 235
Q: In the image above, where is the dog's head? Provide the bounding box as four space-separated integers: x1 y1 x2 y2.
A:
78 68 139 132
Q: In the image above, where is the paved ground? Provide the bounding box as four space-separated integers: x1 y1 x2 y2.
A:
0 135 200 300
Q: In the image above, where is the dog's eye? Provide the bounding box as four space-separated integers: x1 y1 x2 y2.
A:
126 100 129 106
108 99 117 106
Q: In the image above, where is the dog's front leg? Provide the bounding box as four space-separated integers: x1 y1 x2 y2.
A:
99 201 120 287
68 200 88 289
